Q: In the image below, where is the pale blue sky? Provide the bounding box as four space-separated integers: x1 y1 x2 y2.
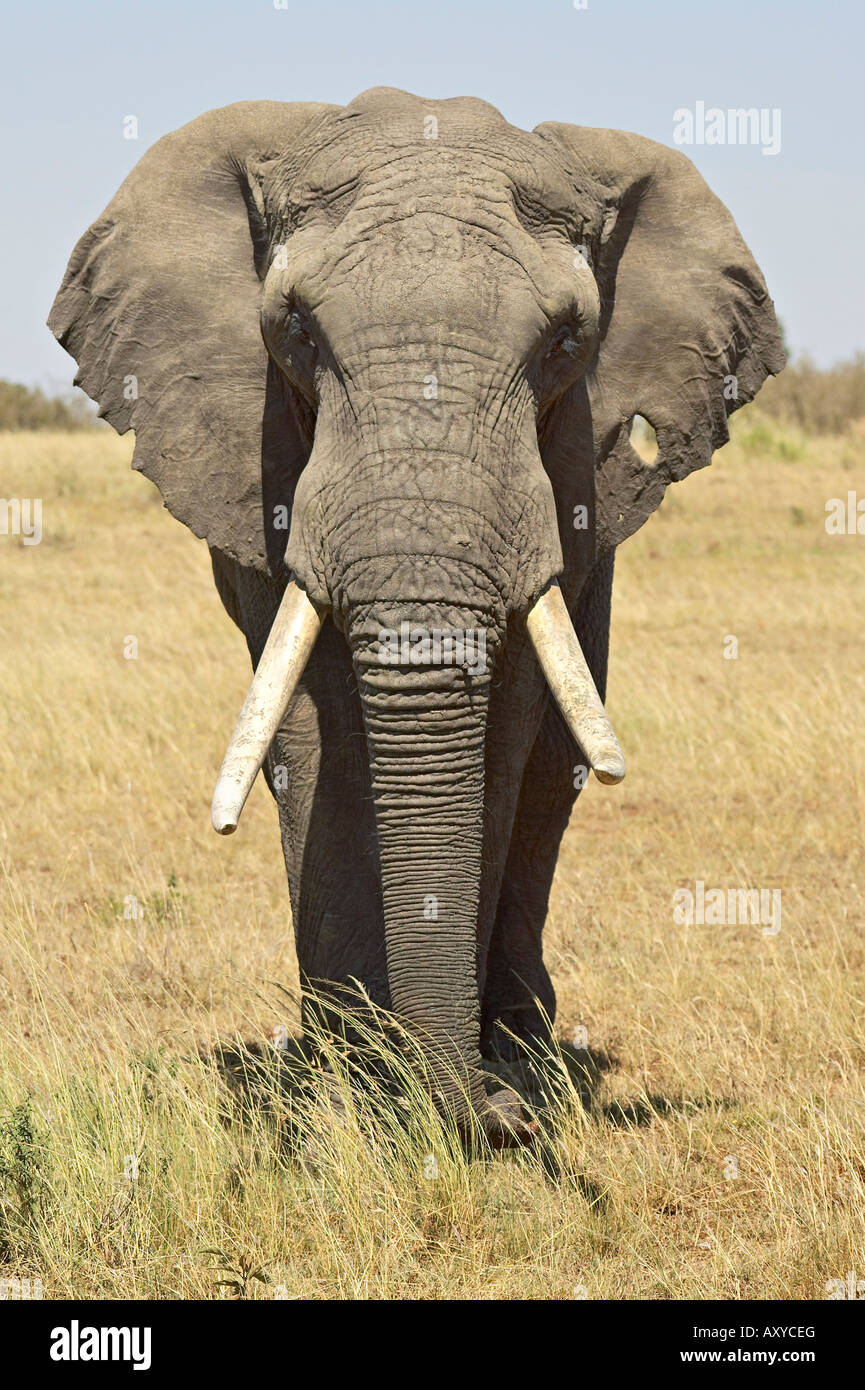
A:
1 0 861 387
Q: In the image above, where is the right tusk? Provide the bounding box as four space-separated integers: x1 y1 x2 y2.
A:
526 579 625 785
211 578 326 835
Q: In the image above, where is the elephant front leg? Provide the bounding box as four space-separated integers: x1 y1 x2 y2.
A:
480 701 576 1058
481 550 615 1060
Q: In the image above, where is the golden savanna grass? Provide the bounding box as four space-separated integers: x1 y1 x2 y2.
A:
0 414 863 1299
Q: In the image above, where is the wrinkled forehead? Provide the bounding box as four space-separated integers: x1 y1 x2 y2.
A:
279 89 587 228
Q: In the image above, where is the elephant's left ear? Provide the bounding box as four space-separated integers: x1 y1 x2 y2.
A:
534 123 786 549
48 100 335 572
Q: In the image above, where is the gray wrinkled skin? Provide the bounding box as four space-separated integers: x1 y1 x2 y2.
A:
50 87 784 1141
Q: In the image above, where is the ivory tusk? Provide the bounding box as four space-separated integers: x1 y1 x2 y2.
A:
211 579 325 834
526 580 625 785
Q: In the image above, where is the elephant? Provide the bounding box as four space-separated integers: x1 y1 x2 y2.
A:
49 87 784 1143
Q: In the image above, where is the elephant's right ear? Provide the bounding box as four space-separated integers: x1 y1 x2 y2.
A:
48 101 335 571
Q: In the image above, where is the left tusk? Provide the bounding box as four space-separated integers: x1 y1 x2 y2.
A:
526 579 625 785
211 578 326 834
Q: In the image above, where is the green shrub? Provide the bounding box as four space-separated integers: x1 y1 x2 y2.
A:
0 380 100 431
756 354 865 436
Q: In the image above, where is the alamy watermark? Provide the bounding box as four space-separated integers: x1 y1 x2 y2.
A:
825 492 865 534
826 1270 865 1299
1 1276 43 1299
673 102 781 156
378 622 487 675
50 1322 151 1370
673 880 781 936
0 497 42 545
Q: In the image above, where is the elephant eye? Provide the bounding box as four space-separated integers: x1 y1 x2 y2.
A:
286 310 314 347
546 326 582 360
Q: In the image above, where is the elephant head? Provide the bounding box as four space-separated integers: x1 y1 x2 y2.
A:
49 88 784 1138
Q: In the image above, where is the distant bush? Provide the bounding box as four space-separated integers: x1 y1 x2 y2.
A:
755 354 865 436
732 412 807 461
0 380 100 431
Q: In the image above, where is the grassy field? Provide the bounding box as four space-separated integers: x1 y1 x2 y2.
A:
0 415 863 1300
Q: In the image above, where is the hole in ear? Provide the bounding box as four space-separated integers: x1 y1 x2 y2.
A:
629 414 659 465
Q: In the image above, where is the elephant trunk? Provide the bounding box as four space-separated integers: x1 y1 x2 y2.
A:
349 606 494 1129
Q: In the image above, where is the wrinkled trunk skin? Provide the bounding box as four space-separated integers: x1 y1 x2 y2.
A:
351 614 492 1126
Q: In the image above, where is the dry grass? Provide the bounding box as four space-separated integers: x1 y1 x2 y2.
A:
0 414 863 1300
